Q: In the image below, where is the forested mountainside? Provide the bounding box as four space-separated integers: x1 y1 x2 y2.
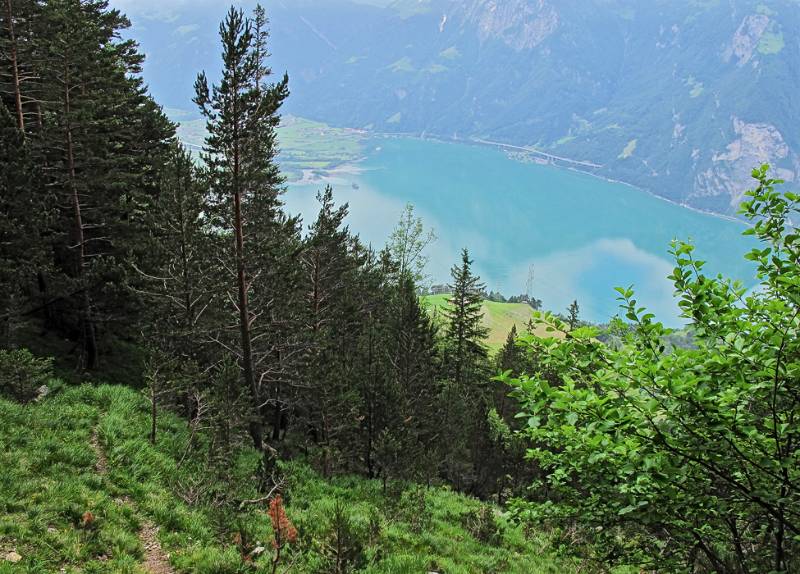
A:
120 0 799 215
2 1 799 572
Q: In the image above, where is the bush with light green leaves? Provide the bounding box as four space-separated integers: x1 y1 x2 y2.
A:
501 165 799 573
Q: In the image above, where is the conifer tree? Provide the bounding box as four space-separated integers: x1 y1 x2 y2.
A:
245 2 304 446
352 249 393 477
1 0 25 130
3 0 173 369
440 248 489 488
0 0 42 134
497 325 521 370
481 324 539 501
133 141 214 373
300 186 361 474
566 299 580 330
0 105 45 347
495 325 523 417
380 274 441 482
194 5 289 450
443 248 488 386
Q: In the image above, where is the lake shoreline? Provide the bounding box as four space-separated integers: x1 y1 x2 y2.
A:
359 130 748 226
284 132 757 326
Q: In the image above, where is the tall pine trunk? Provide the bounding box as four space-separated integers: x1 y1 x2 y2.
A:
231 97 261 450
63 57 96 370
234 185 261 449
4 0 24 131
271 350 284 441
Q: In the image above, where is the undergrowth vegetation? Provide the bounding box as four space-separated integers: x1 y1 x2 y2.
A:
0 384 580 573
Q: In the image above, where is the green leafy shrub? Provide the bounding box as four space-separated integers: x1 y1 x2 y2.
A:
502 166 800 572
0 348 53 403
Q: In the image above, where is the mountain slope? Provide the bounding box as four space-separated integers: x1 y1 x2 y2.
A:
0 384 582 573
119 0 800 215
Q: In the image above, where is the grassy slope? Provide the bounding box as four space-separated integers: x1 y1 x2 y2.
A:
0 385 578 574
421 295 560 351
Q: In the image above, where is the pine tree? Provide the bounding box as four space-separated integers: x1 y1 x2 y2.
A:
0 105 46 347
483 324 538 502
495 325 523 417
380 274 441 482
300 186 361 475
443 248 488 386
194 4 289 450
10 0 174 369
440 248 489 489
133 140 216 427
566 299 580 330
0 0 42 134
139 143 212 346
1 0 24 130
352 248 393 478
246 2 304 447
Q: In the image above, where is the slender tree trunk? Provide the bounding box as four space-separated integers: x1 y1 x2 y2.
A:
270 540 281 574
725 517 749 574
178 186 193 328
306 255 323 446
37 271 52 326
150 388 158 445
64 58 96 370
366 316 375 478
775 510 785 573
322 412 331 477
231 103 261 450
2 292 17 348
4 0 24 132
271 351 283 441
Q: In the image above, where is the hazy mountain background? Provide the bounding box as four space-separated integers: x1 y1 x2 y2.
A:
117 0 800 216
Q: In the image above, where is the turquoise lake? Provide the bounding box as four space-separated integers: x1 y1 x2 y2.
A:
285 137 757 325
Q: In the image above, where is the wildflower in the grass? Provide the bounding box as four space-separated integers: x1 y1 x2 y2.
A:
268 495 297 574
80 511 95 528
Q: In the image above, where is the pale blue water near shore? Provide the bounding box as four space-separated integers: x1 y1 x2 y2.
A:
284 136 757 326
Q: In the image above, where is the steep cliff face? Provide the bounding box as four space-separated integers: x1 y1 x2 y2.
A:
128 0 800 215
725 14 772 66
695 118 797 207
455 0 559 51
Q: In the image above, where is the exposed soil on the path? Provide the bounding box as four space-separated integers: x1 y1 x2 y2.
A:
90 428 107 474
140 521 175 574
90 425 174 574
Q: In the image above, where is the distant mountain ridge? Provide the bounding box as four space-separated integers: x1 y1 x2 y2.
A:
122 0 800 215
